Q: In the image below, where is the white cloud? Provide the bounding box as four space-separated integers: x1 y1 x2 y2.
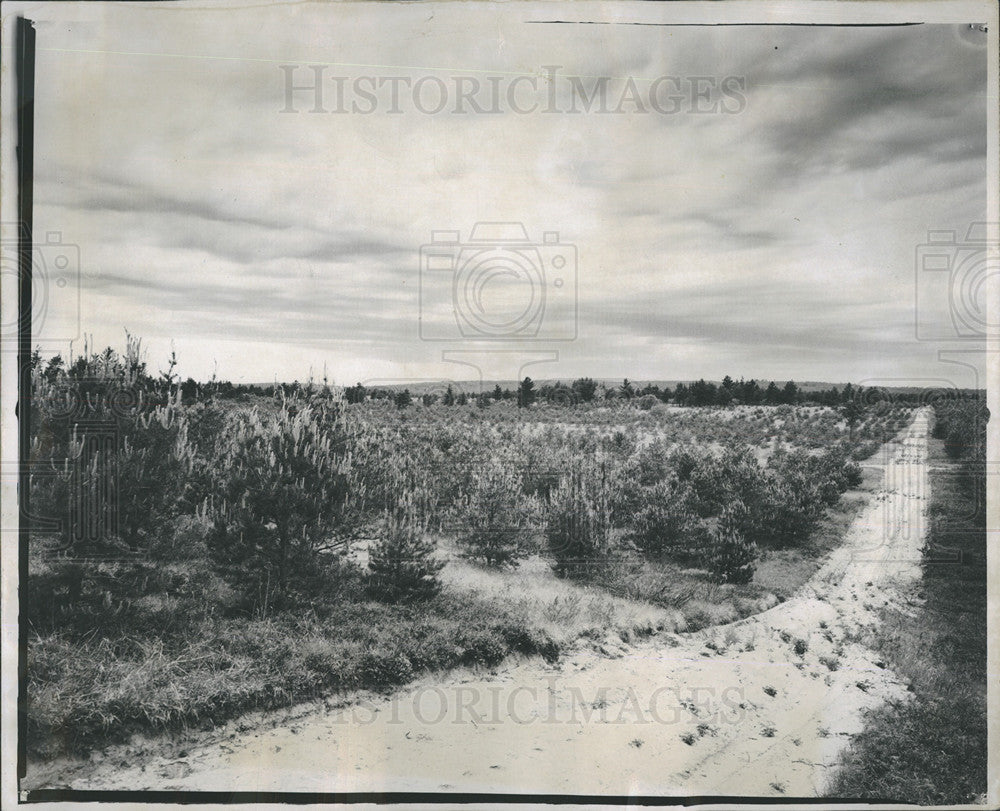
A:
23 3 989 385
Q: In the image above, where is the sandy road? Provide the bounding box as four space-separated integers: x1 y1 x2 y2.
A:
27 411 931 796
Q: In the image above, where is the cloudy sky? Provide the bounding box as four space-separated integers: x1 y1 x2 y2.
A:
19 1 990 386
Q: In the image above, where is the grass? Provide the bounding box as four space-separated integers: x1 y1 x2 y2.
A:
437 544 675 644
826 431 987 804
26 552 558 759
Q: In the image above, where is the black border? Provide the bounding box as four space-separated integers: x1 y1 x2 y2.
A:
24 790 878 805
16 13 36 790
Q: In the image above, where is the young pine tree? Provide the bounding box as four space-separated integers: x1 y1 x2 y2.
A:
706 500 759 584
205 391 352 606
629 476 699 559
545 458 616 578
368 490 444 601
459 459 532 567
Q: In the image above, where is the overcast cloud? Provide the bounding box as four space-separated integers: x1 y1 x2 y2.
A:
22 2 989 386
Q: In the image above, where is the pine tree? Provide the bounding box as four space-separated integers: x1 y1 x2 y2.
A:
459 459 530 567
518 377 536 408
706 500 759 584
368 492 443 601
546 458 615 577
206 391 352 603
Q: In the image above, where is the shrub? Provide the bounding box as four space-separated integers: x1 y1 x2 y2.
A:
668 447 700 482
759 469 823 547
790 446 863 504
205 390 352 607
706 501 759 584
457 628 508 666
30 339 197 555
367 494 444 602
614 440 674 519
689 446 767 519
842 458 864 489
628 476 700 559
458 459 533 567
25 555 230 641
153 513 212 561
357 649 415 685
545 458 617 578
940 403 985 459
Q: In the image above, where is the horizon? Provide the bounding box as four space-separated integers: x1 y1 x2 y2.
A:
33 338 985 394
37 342 980 395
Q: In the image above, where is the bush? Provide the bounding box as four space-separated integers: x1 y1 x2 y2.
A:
842 458 864 489
457 629 508 666
367 494 444 602
458 459 533 567
689 446 767 519
545 458 617 578
30 339 197 555
635 394 660 411
756 447 863 547
614 440 674 519
205 391 352 607
628 476 700 559
154 513 212 561
933 397 987 470
668 447 700 482
706 501 758 584
758 468 823 548
25 554 231 641
357 649 415 684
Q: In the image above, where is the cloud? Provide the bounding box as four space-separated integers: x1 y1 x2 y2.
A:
24 6 988 384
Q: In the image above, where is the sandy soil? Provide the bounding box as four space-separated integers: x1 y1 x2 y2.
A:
25 411 931 797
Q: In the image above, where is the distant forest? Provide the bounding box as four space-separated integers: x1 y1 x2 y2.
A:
32 350 980 411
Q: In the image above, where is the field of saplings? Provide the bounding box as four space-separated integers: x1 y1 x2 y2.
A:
25 339 918 758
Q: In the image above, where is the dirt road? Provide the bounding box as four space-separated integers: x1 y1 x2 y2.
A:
27 411 931 796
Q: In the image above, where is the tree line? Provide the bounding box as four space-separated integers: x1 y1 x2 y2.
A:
32 350 976 414
343 376 966 410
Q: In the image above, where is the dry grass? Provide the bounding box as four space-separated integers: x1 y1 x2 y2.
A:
26 582 559 759
439 550 679 645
